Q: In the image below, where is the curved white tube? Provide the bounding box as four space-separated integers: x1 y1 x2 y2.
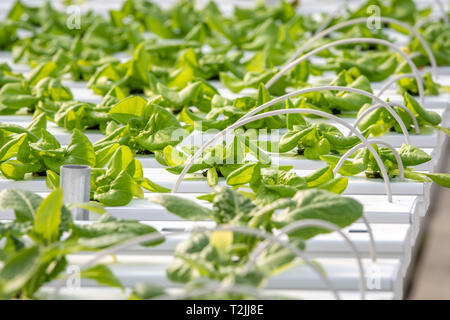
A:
333 139 405 181
409 52 422 60
314 1 349 34
434 0 449 25
351 101 420 135
237 86 410 144
282 17 438 81
246 219 368 300
265 38 425 107
51 225 340 300
172 108 394 203
376 73 422 99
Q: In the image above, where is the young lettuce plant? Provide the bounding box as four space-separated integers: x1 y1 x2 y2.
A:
88 43 214 102
184 49 246 81
163 133 272 187
178 95 246 131
241 164 349 205
218 52 313 96
36 85 131 133
220 63 279 94
92 145 170 206
36 99 113 133
178 84 286 131
0 62 73 115
54 37 124 82
156 79 219 114
313 50 398 82
320 144 450 188
0 81 39 115
357 93 450 136
322 70 373 112
0 115 96 180
149 187 362 288
0 188 163 299
395 62 440 96
0 20 21 50
97 95 187 156
408 21 450 67
278 111 363 160
9 0 131 67
275 70 373 114
117 0 207 40
88 44 150 95
163 135 347 201
0 63 23 88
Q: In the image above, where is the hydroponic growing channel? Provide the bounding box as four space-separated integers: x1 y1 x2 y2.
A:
0 0 448 301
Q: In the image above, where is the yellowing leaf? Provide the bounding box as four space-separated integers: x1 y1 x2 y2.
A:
109 96 148 124
210 230 233 253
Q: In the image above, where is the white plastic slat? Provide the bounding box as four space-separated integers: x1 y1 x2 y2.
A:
142 147 440 171
59 220 414 278
0 166 429 196
0 133 437 172
0 115 444 150
136 149 437 171
0 167 431 197
10 219 403 261
0 192 423 226
103 221 413 273
60 254 403 297
36 286 395 300
103 195 425 243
